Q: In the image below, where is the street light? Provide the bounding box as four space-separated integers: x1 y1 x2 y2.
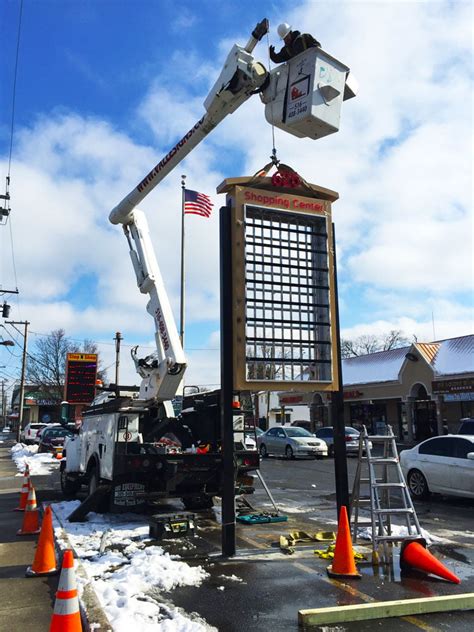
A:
0 340 15 346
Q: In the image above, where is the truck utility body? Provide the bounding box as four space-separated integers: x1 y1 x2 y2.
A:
62 388 259 511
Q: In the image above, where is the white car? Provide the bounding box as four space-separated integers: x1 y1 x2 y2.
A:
400 435 474 500
257 426 328 459
20 422 47 444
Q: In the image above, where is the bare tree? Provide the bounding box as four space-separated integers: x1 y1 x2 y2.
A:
341 330 410 358
27 329 107 400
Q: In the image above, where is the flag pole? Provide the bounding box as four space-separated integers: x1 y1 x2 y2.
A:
179 175 186 348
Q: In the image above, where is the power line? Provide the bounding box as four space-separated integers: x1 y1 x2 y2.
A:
7 0 24 177
27 328 219 351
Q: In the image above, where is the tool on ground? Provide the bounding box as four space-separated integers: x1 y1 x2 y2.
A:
400 538 460 584
25 505 58 576
50 549 82 632
149 512 195 540
350 425 423 564
327 505 361 579
14 465 30 511
17 484 41 535
237 512 288 525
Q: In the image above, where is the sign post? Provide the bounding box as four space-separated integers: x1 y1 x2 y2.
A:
217 171 348 555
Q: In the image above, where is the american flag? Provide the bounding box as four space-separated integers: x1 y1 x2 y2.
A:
184 189 213 218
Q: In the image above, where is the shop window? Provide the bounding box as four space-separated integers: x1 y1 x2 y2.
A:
276 412 291 425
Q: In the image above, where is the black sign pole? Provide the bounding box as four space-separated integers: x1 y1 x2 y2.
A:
331 223 349 515
219 204 236 557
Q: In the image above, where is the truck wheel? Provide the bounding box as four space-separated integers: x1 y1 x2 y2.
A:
182 494 214 511
88 464 100 497
87 463 110 512
59 462 80 498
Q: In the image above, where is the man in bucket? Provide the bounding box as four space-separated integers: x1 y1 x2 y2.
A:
269 22 321 63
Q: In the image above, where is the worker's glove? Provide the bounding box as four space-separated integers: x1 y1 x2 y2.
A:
269 45 275 54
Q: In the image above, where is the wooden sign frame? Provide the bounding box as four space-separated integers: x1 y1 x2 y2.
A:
217 177 340 392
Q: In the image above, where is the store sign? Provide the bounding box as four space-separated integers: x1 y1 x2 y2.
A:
444 393 474 402
279 395 304 404
432 378 474 394
344 390 363 399
65 353 98 404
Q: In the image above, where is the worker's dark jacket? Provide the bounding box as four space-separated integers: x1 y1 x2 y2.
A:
270 31 321 64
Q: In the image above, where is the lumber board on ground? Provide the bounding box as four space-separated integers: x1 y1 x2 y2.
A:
298 593 474 627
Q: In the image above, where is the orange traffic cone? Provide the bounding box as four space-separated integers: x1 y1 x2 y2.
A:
327 505 361 579
14 465 31 511
26 505 58 576
400 538 460 584
17 485 41 535
50 550 82 632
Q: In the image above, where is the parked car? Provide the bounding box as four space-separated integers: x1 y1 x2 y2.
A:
458 418 474 435
38 426 75 454
243 434 257 450
257 426 328 459
400 435 474 500
291 420 314 433
314 426 372 457
20 422 47 444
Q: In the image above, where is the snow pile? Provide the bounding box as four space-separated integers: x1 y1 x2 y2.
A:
357 523 445 545
52 501 214 631
10 442 58 475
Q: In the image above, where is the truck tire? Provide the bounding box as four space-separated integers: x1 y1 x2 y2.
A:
59 462 81 498
87 463 110 512
88 464 100 497
182 494 214 511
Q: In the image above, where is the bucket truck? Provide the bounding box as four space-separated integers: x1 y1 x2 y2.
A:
60 19 357 513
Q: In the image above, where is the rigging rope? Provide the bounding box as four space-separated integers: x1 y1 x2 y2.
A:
265 29 278 167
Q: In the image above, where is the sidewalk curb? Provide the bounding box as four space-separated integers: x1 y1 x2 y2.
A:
50 503 113 632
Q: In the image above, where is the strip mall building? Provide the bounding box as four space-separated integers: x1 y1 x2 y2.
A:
269 335 473 443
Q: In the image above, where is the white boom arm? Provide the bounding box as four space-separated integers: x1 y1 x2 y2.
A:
109 19 357 405
124 210 186 402
110 19 270 405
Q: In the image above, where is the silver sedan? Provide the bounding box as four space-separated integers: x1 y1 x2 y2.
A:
257 426 328 459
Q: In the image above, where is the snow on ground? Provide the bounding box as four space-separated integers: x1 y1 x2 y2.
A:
52 501 216 632
10 442 59 476
357 523 445 545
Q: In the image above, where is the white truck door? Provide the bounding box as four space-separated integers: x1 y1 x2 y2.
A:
99 415 116 480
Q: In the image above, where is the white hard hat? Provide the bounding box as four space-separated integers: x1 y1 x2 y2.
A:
277 23 292 39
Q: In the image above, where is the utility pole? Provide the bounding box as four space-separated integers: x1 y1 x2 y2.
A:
179 174 186 348
1 379 5 427
114 331 122 394
7 320 29 443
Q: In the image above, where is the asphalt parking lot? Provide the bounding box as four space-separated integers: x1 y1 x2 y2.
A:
1 434 473 631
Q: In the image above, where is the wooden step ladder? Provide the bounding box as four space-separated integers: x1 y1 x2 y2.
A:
350 425 423 563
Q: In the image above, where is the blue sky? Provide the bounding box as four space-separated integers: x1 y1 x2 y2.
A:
1 0 472 390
